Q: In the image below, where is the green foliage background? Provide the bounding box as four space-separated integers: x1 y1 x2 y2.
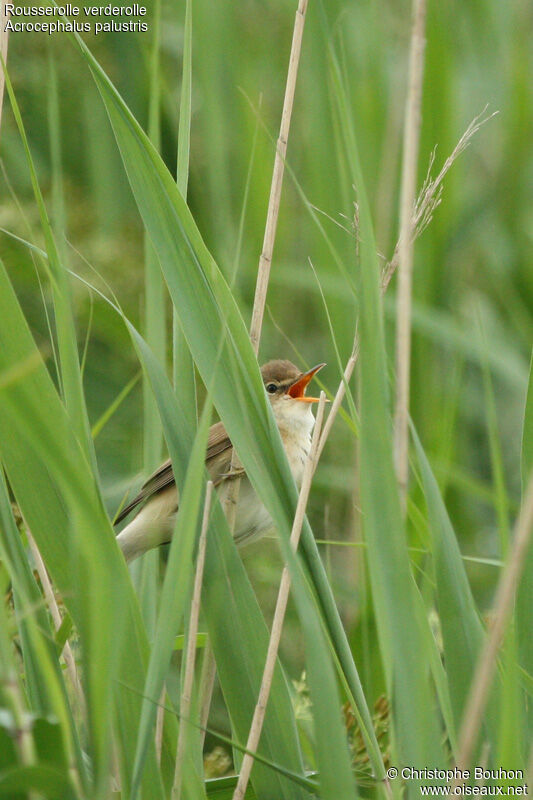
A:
0 0 531 796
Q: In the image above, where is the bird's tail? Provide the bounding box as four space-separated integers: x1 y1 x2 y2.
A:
116 491 176 562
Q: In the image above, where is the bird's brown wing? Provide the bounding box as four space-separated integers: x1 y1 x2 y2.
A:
114 420 233 525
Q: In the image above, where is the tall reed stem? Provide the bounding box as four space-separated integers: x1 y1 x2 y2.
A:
393 0 427 505
27 531 86 716
454 472 533 775
216 2 310 747
249 0 309 354
224 0 309 521
317 109 490 464
0 5 8 133
173 482 213 800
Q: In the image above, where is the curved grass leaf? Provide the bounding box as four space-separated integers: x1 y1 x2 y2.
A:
131 395 213 798
121 317 310 800
0 259 168 799
65 25 379 791
322 24 446 777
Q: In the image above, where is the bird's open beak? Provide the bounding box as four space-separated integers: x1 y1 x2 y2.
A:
288 363 326 403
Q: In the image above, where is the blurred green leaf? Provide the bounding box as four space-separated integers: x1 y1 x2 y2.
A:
0 765 77 799
33 717 69 771
3 55 97 476
517 349 533 738
0 469 84 784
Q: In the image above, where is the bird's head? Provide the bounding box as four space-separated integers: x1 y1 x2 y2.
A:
260 359 325 426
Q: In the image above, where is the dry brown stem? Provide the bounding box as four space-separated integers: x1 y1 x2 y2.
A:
198 643 217 749
454 472 533 776
172 482 213 800
216 0 310 735
155 687 165 764
26 531 86 717
249 0 309 354
0 6 8 134
381 107 495 292
319 108 492 467
222 0 310 529
393 0 427 503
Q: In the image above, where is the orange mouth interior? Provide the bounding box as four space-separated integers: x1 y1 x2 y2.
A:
288 363 326 403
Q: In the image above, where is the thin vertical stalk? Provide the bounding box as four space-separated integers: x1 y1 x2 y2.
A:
211 12 312 771
176 0 192 196
198 643 216 749
317 335 359 461
27 532 85 717
249 0 309 354
218 3 311 746
224 0 309 535
232 394 326 800
140 0 164 680
155 687 165 764
0 4 8 133
393 0 427 503
172 482 213 800
454 472 533 775
144 0 165 474
173 0 197 426
317 110 489 464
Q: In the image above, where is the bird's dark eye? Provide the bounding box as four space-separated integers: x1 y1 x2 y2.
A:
266 382 277 394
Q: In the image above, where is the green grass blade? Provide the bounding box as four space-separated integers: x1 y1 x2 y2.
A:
478 329 522 761
480 325 511 553
411 425 498 750
91 370 141 439
174 0 197 424
0 766 77 800
138 0 166 642
144 0 166 475
517 348 533 738
120 319 308 800
323 23 445 777
521 349 533 492
412 582 458 756
73 214 356 797
355 196 445 773
177 0 192 196
0 259 168 798
131 397 213 797
69 30 382 780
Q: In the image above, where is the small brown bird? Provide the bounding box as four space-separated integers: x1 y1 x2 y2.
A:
115 360 325 562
